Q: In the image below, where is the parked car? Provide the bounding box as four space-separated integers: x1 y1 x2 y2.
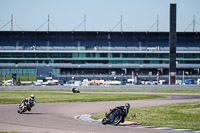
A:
184 79 197 84
197 78 200 85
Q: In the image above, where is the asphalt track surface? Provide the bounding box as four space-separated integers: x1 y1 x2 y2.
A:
0 92 200 133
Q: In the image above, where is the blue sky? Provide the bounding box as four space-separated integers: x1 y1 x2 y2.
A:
0 0 200 32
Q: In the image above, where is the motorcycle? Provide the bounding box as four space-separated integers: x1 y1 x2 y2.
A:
102 108 127 126
72 88 80 93
17 100 31 114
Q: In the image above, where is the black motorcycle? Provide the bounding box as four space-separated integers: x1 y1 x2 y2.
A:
72 88 80 93
102 108 127 126
17 100 31 114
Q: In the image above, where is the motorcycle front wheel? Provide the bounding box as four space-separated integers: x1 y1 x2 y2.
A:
113 115 123 126
101 118 107 125
17 109 23 114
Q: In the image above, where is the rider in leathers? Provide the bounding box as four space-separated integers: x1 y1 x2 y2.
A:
108 103 130 122
24 94 36 111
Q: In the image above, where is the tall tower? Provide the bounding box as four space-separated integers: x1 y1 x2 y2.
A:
169 4 177 84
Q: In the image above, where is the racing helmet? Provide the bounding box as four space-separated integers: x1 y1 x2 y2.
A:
31 94 35 99
125 103 130 109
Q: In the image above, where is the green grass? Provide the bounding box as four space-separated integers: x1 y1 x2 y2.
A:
0 90 162 104
91 101 200 130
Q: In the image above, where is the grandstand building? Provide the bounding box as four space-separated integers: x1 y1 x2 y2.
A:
0 31 200 81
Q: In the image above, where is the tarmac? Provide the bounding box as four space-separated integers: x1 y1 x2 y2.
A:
0 92 200 133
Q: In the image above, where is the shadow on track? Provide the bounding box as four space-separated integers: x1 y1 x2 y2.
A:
20 112 44 115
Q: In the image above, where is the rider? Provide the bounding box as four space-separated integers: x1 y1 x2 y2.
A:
72 87 79 93
108 103 130 122
24 94 36 111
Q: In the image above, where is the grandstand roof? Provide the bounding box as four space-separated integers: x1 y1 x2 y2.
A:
0 31 199 40
0 31 199 48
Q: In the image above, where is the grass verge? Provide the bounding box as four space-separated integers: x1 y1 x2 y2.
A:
91 101 200 130
0 90 162 104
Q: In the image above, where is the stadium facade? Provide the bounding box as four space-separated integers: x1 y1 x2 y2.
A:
0 31 200 82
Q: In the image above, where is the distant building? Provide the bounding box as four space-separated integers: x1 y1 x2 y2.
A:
0 31 199 80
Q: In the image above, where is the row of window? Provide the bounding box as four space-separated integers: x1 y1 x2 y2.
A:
0 69 36 75
0 53 200 58
0 60 200 64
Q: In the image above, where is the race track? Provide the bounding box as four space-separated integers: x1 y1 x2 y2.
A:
0 92 200 133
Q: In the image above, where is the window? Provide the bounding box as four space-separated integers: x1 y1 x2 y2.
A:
112 53 120 58
160 53 169 58
72 53 79 58
147 53 158 58
61 53 72 58
12 53 24 58
49 53 60 58
0 53 11 58
100 53 107 58
24 53 35 58
122 53 134 58
135 53 146 58
36 53 48 58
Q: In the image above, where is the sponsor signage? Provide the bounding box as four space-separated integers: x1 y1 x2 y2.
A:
170 72 176 77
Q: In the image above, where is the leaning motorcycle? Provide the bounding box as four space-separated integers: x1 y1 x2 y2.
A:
102 108 126 126
72 88 80 93
17 100 31 114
